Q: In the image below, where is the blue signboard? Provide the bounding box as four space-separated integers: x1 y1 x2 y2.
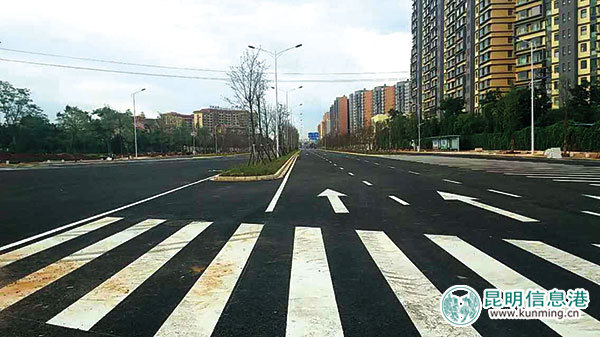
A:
308 132 319 141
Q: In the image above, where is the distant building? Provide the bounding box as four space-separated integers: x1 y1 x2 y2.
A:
160 112 193 128
193 107 249 134
395 81 411 115
373 85 397 116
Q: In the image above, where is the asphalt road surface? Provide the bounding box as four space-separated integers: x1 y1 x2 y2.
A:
0 150 599 337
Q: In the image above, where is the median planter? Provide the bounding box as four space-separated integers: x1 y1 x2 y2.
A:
213 152 299 182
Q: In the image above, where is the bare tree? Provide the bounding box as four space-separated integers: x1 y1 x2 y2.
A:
226 50 270 164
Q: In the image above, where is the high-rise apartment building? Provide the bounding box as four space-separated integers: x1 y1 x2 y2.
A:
411 0 423 116
372 85 397 116
473 0 516 110
443 0 476 113
328 96 350 136
395 80 412 115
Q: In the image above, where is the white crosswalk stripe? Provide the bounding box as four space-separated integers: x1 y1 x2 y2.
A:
358 230 480 337
0 219 165 311
2 216 600 336
505 239 600 285
47 221 212 331
0 217 122 268
286 227 343 337
427 234 600 337
154 223 263 337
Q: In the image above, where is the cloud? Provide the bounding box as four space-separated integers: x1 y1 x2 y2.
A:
0 0 411 134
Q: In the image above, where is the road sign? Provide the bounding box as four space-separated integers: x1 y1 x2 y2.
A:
308 132 319 141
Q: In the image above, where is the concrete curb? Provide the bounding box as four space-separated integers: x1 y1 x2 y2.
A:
212 153 299 182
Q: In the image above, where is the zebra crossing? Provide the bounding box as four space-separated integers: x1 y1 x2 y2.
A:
380 154 600 186
1 217 599 336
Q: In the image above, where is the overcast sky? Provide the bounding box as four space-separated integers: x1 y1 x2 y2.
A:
0 0 411 137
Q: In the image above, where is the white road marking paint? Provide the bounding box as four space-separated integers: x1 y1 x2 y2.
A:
333 163 337 166
581 211 600 217
362 180 373 186
318 189 349 214
348 172 354 176
47 221 212 331
487 189 522 198
442 179 462 184
388 195 410 206
265 155 298 213
438 192 538 222
0 175 216 253
388 166 395 169
594 244 600 248
427 235 600 336
339 167 344 170
0 219 165 311
591 184 600 187
583 194 600 200
505 239 600 285
287 227 343 337
528 176 600 180
554 180 600 183
374 162 380 166
409 171 420 175
358 231 480 337
0 217 122 269
155 223 263 337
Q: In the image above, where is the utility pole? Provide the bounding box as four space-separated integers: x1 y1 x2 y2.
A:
131 88 146 158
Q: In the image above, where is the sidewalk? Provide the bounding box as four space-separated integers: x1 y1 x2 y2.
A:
323 148 600 166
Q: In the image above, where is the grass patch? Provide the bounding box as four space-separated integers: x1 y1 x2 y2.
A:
221 151 298 177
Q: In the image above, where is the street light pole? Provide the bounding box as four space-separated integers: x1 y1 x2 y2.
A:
248 44 302 157
131 88 146 158
530 42 535 154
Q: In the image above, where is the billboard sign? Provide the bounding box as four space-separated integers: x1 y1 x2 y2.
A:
308 132 319 141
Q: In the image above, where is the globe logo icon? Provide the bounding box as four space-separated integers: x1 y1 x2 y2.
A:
440 285 482 327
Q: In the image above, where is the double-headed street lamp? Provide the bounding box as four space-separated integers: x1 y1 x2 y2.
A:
515 37 538 155
131 88 146 158
248 43 302 156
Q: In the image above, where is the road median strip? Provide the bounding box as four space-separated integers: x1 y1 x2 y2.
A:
213 151 299 182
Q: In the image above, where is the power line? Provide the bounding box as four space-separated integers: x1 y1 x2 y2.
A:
0 57 407 83
0 47 409 76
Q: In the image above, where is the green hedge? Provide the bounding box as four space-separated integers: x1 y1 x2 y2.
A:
461 122 600 151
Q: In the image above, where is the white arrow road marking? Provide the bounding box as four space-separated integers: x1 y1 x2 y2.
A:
505 239 600 285
487 189 522 198
427 235 600 337
442 179 462 184
362 181 373 186
389 195 410 206
583 194 600 200
437 191 538 222
348 172 354 176
582 211 600 217
318 189 349 214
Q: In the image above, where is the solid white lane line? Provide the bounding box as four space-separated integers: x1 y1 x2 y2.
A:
362 180 373 186
0 219 165 311
408 171 420 175
528 176 600 179
0 175 216 253
0 217 122 269
265 156 298 213
487 189 522 198
591 184 600 187
286 227 343 337
583 194 600 200
47 221 212 331
155 223 263 337
505 239 600 285
427 235 600 336
554 180 600 183
443 179 462 184
348 172 354 176
358 231 480 337
388 195 410 206
582 211 600 217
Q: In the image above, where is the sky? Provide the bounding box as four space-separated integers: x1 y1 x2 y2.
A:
0 0 411 138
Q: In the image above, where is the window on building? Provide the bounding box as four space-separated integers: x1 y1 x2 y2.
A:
581 43 587 52
581 60 588 69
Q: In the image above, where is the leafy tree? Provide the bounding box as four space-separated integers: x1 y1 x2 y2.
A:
0 81 44 125
57 106 92 153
